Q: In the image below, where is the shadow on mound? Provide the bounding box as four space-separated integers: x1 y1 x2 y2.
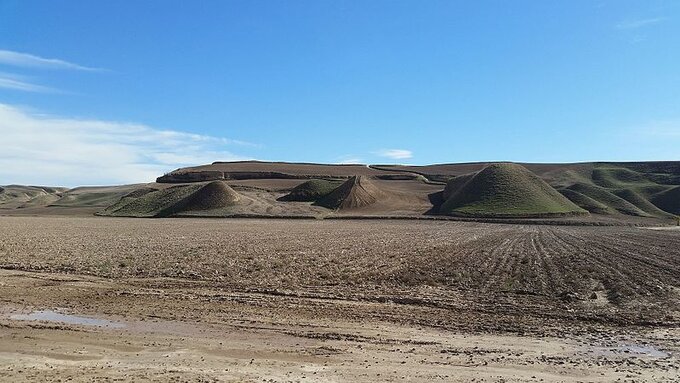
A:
278 179 343 202
315 176 387 210
440 163 588 218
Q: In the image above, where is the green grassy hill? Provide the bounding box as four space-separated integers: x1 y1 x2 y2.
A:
649 186 680 215
440 163 587 218
555 164 679 219
101 181 241 217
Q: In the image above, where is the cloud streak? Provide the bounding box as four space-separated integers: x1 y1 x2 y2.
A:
0 104 252 186
375 149 413 160
616 17 666 29
0 49 102 71
0 75 55 93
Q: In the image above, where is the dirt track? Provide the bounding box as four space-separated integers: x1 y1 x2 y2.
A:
0 217 679 381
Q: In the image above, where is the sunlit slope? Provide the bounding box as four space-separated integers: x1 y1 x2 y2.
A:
315 176 387 210
440 163 587 218
556 164 680 218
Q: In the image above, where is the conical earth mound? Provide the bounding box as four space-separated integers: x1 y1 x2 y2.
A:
279 179 343 202
316 176 386 210
440 163 587 218
174 181 240 212
101 181 241 217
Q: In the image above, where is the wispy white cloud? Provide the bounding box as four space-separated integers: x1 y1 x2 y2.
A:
0 49 102 71
374 149 413 160
0 75 55 93
0 104 252 186
616 17 666 29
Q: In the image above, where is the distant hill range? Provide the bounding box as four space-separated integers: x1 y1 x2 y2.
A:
2 161 679 223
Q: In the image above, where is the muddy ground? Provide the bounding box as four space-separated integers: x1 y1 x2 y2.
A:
0 217 678 382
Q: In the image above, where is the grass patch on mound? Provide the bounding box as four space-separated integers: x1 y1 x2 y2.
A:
613 189 675 218
591 167 651 189
101 181 241 217
440 163 587 218
279 179 343 202
558 189 613 215
565 183 650 217
101 184 201 217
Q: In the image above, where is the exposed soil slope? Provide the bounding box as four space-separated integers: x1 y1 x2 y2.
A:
440 163 587 218
315 176 388 210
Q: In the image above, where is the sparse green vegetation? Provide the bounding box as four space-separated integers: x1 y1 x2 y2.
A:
439 163 587 218
279 179 343 202
100 181 242 218
650 186 680 215
558 189 613 215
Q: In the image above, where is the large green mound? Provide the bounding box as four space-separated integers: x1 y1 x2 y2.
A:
316 176 386 210
101 181 241 217
440 163 587 218
279 179 343 202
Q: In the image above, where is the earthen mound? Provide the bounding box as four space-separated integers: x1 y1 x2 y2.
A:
316 176 387 210
440 163 587 218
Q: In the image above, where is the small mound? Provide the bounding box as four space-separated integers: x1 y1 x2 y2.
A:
315 176 387 210
565 183 650 217
559 188 613 215
592 167 650 188
440 163 587 218
613 189 674 218
650 186 680 215
172 181 240 212
101 185 200 217
101 182 241 217
279 179 343 202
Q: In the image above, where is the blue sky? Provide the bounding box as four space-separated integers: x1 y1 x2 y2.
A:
1 0 679 185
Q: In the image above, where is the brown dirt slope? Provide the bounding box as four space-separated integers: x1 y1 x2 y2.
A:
176 181 240 212
157 161 392 182
316 176 387 210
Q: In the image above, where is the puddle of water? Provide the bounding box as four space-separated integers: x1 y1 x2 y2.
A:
587 344 670 359
619 345 670 358
10 310 125 328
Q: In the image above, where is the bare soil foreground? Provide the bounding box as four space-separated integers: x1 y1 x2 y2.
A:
0 217 679 382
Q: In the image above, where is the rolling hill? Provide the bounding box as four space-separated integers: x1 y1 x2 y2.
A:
2 160 679 223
